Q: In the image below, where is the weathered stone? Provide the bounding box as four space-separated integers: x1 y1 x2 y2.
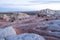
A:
6 33 45 40
0 27 16 38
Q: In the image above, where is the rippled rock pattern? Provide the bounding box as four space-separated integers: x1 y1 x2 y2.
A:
0 12 60 40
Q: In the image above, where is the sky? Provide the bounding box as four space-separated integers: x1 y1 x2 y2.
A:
0 0 60 12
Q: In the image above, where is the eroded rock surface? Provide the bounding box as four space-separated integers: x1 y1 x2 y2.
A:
6 33 45 40
0 15 60 40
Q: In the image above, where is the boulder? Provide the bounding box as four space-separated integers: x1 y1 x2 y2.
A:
0 27 16 38
6 33 45 40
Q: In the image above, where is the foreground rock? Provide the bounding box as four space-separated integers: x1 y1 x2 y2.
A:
6 33 45 40
0 27 16 38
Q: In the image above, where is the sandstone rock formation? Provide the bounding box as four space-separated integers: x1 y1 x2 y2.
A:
18 13 30 20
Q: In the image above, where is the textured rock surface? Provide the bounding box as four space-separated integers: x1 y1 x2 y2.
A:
6 33 45 40
0 14 60 40
0 27 16 38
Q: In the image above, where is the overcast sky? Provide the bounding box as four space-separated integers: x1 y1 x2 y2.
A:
0 0 60 12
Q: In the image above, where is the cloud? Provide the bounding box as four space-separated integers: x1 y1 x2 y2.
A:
0 0 60 5
1 3 60 10
29 0 60 4
27 3 60 10
0 0 60 12
0 0 60 6
0 0 32 5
